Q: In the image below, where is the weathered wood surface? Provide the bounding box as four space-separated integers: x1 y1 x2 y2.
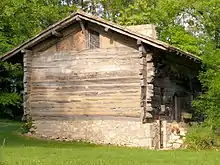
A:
57 28 85 51
22 50 33 121
88 23 137 49
30 47 140 118
149 49 201 121
32 24 84 52
138 42 148 123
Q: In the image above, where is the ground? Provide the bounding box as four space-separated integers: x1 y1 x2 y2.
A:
0 120 220 165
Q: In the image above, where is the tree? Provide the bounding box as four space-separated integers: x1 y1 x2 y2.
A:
118 0 220 128
117 0 205 55
188 0 220 129
0 62 22 118
0 0 136 56
0 0 75 56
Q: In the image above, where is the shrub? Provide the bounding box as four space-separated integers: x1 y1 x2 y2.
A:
185 125 220 150
0 93 22 118
20 119 34 134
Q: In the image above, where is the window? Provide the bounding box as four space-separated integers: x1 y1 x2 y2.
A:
88 29 100 49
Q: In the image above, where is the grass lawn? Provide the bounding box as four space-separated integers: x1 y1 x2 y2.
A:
0 120 220 165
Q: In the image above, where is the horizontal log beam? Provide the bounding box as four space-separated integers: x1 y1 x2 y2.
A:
32 114 141 121
51 30 63 38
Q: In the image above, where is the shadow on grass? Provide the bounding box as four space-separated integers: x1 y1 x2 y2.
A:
0 120 97 149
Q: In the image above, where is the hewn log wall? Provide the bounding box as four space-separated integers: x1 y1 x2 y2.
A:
30 46 140 118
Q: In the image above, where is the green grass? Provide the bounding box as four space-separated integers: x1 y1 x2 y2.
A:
0 120 220 165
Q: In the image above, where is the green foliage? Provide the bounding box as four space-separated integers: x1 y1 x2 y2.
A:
0 93 21 118
0 62 22 118
117 0 207 55
0 0 76 55
117 0 156 25
2 120 220 165
191 0 220 126
0 0 136 55
193 48 220 128
117 0 220 147
117 0 220 130
0 139 6 165
20 120 34 134
100 0 134 21
185 125 220 150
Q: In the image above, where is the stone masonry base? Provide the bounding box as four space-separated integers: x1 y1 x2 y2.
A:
33 117 157 148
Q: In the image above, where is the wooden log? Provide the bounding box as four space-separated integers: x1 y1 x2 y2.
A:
138 42 150 122
146 52 153 62
145 50 155 120
52 30 63 38
139 74 144 80
140 57 146 65
31 111 140 117
79 21 86 34
140 106 146 122
30 47 142 120
21 49 32 54
137 41 147 54
139 69 147 75
147 62 154 70
104 27 109 32
137 39 142 45
140 79 146 87
31 114 141 121
22 50 33 121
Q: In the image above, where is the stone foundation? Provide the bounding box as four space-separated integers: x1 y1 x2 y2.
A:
166 124 186 149
32 117 186 149
33 117 157 148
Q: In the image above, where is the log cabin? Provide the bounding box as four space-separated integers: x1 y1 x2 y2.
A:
0 11 202 148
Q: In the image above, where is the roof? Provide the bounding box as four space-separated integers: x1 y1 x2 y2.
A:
0 10 201 62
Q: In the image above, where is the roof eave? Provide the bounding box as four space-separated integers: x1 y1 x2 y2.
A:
0 13 79 61
0 11 201 63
